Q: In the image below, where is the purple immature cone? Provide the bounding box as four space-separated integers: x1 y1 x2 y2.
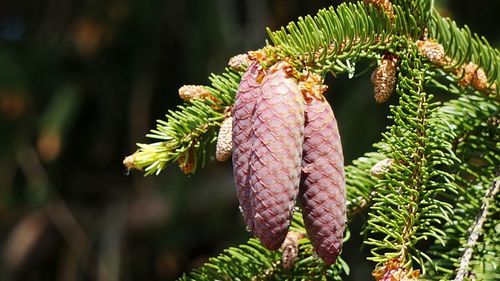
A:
250 63 305 250
299 96 346 265
232 61 260 232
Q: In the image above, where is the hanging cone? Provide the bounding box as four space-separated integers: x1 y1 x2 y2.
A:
249 62 305 250
299 96 346 265
232 61 261 232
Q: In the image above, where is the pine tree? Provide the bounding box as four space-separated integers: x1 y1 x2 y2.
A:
124 0 499 280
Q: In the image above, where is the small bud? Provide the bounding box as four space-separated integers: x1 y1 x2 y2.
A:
471 66 488 91
281 231 305 270
371 54 398 103
487 115 499 127
123 154 141 171
178 85 214 102
372 258 420 281
228 54 251 72
216 116 233 162
457 63 476 87
370 158 394 178
416 40 447 66
457 62 489 91
178 147 195 174
363 0 394 22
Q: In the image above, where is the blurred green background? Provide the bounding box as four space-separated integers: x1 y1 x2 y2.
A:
0 0 498 280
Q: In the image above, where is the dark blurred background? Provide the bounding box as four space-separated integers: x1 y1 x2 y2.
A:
0 0 498 280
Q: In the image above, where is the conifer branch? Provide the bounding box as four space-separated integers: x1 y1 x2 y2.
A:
175 91 498 280
125 70 240 175
364 49 458 275
179 212 348 281
427 12 500 97
124 0 500 174
123 1 500 279
125 2 500 176
453 177 499 281
345 152 385 218
423 93 499 279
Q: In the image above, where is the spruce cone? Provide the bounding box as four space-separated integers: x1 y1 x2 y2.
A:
250 63 305 250
299 96 346 265
232 61 261 232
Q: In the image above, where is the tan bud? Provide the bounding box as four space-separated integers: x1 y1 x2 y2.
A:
363 0 394 21
178 147 195 174
123 154 140 171
487 115 499 127
371 54 398 103
216 117 232 162
471 66 488 91
228 54 251 72
178 85 214 102
370 158 395 178
457 62 489 91
281 231 305 270
416 40 447 66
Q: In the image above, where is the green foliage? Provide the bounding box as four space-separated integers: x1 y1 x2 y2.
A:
365 51 458 272
429 12 500 91
345 151 385 218
180 212 348 281
127 0 499 279
132 69 241 175
425 94 499 280
266 2 394 70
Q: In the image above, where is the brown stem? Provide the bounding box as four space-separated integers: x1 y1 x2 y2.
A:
453 176 499 281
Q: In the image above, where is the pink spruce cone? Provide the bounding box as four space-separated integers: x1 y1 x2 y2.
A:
232 61 260 232
299 96 346 265
250 63 305 250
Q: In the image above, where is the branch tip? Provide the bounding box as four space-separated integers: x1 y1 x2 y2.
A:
123 154 141 171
